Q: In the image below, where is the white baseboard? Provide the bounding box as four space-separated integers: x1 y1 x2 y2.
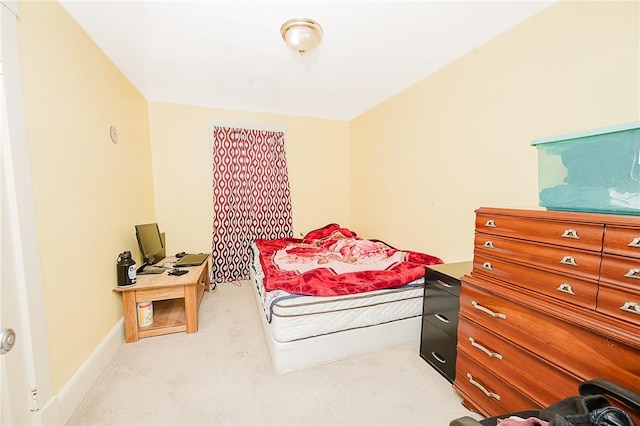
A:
53 318 124 424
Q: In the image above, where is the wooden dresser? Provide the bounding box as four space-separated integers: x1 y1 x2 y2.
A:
454 207 640 421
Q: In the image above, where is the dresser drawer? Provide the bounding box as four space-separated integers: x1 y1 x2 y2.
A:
454 350 540 417
460 277 640 394
420 322 457 382
423 285 459 338
475 212 603 252
596 282 640 326
603 225 640 259
475 232 601 280
600 254 640 290
457 317 581 408
472 253 598 309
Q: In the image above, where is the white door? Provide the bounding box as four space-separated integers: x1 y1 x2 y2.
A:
1 3 55 424
0 5 32 424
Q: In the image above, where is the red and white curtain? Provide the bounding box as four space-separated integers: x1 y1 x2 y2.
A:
211 126 293 284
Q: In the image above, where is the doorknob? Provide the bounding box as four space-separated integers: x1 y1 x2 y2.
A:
1 328 16 354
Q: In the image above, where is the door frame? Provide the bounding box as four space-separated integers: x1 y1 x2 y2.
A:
1 2 57 424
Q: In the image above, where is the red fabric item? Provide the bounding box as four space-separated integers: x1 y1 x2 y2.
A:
497 417 549 426
256 225 443 296
302 223 357 243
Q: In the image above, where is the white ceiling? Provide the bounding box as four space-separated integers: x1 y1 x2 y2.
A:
59 0 554 121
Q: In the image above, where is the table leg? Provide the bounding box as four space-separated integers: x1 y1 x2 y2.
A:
122 291 139 343
184 284 198 333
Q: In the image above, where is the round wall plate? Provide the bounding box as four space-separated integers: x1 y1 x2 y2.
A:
110 125 119 143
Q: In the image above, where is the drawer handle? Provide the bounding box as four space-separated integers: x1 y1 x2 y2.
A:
484 220 496 228
482 262 493 271
557 283 576 295
483 240 495 249
623 268 640 280
561 229 580 239
471 300 506 319
560 256 578 267
469 337 503 360
436 279 452 288
466 373 501 401
628 237 640 248
431 351 447 364
434 313 450 323
620 302 640 315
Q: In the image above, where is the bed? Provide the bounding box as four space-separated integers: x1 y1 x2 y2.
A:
250 223 443 373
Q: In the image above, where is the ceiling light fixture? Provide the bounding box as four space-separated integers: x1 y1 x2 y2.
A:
280 18 323 55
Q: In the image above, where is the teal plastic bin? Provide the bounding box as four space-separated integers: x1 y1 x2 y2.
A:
531 122 640 215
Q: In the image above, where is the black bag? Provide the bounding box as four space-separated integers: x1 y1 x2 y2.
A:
449 379 640 426
541 392 635 426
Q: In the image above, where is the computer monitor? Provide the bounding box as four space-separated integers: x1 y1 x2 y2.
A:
135 223 165 267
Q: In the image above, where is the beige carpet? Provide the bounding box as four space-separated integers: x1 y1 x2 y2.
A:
67 280 482 425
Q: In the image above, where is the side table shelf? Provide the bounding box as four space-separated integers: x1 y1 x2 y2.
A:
114 259 210 342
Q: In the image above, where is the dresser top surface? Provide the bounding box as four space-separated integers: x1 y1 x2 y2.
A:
477 206 640 226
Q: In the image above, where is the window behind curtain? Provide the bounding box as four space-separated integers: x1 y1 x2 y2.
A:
211 126 293 284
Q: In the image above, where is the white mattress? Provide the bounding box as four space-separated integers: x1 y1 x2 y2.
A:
251 242 424 343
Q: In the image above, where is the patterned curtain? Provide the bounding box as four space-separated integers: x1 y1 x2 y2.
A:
211 126 293 284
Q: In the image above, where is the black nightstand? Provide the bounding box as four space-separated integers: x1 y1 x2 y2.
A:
419 261 472 382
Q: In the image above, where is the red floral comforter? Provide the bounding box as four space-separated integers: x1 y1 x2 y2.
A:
255 224 443 296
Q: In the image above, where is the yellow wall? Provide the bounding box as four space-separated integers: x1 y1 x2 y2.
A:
16 1 156 391
148 102 349 253
349 0 640 262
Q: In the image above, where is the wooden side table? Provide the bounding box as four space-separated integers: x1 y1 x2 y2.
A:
114 259 210 343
